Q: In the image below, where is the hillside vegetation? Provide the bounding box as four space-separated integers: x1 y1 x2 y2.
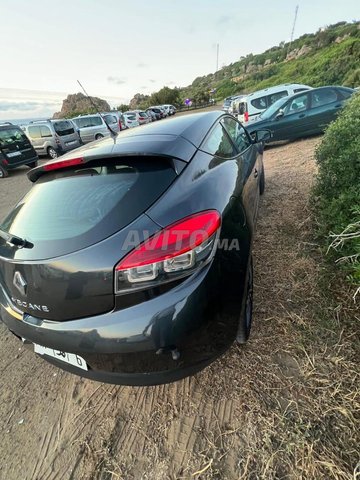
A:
313 92 360 298
183 21 360 102
125 21 359 110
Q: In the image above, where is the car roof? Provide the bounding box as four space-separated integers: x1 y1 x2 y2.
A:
0 122 19 129
29 111 226 182
244 83 311 99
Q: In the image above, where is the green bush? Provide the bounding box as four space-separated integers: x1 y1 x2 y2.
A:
313 93 360 291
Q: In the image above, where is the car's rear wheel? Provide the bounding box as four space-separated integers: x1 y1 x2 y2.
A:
259 168 265 195
236 257 253 344
0 165 9 178
27 160 38 169
95 134 104 140
47 147 58 159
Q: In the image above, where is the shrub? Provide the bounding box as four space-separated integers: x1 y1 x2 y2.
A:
313 93 360 297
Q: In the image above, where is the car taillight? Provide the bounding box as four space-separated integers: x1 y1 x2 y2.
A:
54 134 61 145
115 210 221 294
139 117 145 121
244 111 249 122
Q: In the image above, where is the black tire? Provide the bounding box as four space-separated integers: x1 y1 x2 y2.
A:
236 257 253 344
95 133 104 140
259 168 265 195
47 147 58 159
27 160 38 169
0 165 9 178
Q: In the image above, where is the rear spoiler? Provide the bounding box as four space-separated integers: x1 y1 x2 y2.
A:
28 153 187 183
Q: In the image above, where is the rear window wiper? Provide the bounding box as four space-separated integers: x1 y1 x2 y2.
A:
0 229 33 249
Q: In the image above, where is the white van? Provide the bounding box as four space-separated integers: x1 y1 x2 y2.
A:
233 84 312 125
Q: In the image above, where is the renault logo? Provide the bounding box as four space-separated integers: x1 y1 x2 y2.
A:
13 271 27 296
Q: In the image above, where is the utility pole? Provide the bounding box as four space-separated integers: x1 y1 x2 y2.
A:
216 43 219 72
289 5 299 50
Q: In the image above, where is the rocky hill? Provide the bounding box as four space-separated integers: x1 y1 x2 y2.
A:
53 92 110 118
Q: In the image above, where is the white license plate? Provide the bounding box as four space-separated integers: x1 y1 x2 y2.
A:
7 151 22 158
66 140 77 146
34 344 88 371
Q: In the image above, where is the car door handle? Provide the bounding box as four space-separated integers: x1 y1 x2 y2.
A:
334 104 342 108
299 113 306 118
254 169 259 178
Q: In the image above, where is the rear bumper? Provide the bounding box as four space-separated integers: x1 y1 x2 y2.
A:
3 155 38 169
0 262 245 385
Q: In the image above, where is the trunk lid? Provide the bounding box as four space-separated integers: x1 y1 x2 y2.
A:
0 157 177 321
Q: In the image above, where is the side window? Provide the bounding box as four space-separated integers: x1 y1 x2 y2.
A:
40 126 52 138
311 89 338 108
221 117 251 153
283 93 309 116
201 123 237 159
27 126 41 139
250 96 267 110
294 88 308 93
337 88 353 99
91 116 103 127
268 90 288 105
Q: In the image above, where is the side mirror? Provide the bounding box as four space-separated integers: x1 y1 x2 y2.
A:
275 109 284 120
252 129 272 143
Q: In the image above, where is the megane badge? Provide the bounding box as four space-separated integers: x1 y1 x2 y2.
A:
13 271 27 296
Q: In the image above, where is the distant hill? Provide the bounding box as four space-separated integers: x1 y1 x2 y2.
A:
53 92 110 118
181 21 360 101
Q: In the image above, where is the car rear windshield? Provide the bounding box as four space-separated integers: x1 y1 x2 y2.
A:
104 114 117 124
53 121 75 136
0 128 29 148
0 158 176 258
125 114 136 120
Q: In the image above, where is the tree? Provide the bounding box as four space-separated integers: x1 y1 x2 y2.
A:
149 86 181 107
117 104 130 112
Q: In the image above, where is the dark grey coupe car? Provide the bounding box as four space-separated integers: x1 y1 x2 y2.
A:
0 111 269 385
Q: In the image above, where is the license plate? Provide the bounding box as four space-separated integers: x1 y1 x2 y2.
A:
7 151 22 158
34 343 88 371
66 140 77 146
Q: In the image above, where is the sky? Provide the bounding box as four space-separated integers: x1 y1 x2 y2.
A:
0 0 358 120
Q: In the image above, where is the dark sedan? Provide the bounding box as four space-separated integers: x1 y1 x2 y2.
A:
247 86 355 142
0 112 269 386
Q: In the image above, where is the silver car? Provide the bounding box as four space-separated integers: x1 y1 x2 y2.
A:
23 119 81 159
71 114 113 144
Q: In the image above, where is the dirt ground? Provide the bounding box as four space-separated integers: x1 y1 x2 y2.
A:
0 136 359 480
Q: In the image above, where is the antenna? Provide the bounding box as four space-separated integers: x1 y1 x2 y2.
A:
76 80 117 138
216 43 219 72
289 5 299 50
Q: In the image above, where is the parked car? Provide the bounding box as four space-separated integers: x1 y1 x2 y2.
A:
0 122 38 178
22 119 81 159
222 96 235 113
71 114 112 144
146 109 157 122
135 110 152 125
234 83 312 125
102 113 121 134
162 104 177 115
0 111 270 385
151 106 167 118
109 111 127 130
123 112 140 128
146 107 162 120
229 95 245 115
246 86 355 142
